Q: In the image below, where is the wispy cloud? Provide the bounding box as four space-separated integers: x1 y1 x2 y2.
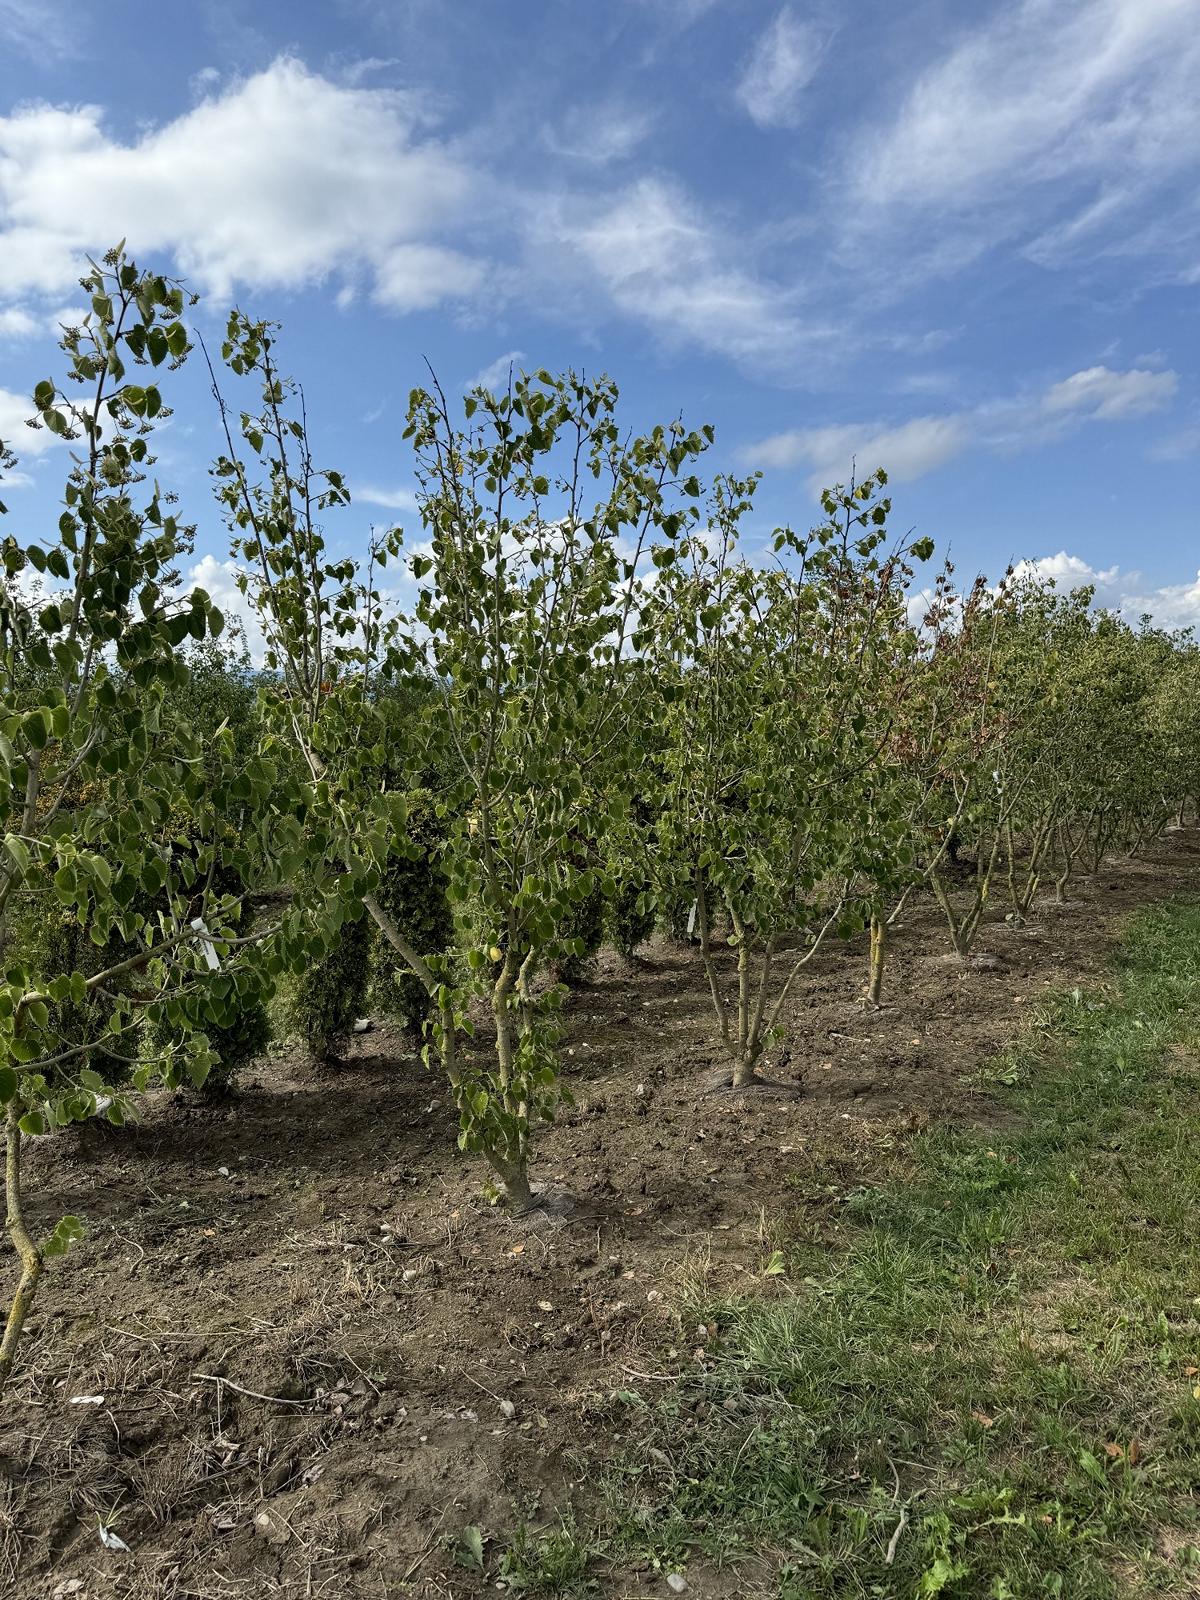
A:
541 101 655 164
736 7 831 129
355 483 419 512
753 415 969 489
536 176 830 375
1042 364 1177 420
0 0 83 60
746 364 1179 492
468 351 527 392
837 0 1200 284
1149 425 1200 462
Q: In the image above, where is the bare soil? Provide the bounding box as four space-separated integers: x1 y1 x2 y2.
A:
4 831 1200 1599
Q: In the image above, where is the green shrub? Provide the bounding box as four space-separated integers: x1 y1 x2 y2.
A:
285 910 372 1063
369 791 455 1035
34 908 144 1088
551 879 606 987
149 973 274 1098
191 996 273 1097
610 875 656 959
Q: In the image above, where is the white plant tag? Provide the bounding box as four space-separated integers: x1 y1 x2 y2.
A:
190 917 220 971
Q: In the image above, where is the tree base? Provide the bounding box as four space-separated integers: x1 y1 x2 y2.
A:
704 1068 805 1099
935 951 1008 972
507 1184 601 1223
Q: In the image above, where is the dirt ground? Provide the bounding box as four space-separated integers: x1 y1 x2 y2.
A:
4 830 1200 1600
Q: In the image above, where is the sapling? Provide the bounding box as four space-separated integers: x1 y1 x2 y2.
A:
212 326 710 1206
647 470 929 1087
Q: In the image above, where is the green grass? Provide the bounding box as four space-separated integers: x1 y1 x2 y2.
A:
499 901 1200 1598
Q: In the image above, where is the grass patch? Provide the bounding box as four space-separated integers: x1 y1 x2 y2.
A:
501 902 1200 1597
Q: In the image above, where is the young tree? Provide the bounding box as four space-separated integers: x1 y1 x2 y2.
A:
211 324 710 1206
645 470 929 1087
0 252 301 1387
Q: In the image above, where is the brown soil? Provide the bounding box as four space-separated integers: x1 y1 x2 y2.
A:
4 831 1200 1599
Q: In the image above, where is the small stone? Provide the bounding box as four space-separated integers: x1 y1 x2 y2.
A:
253 1510 291 1546
499 1399 516 1420
667 1575 688 1594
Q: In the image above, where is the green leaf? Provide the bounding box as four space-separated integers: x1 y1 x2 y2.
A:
2 834 31 876
42 1214 86 1258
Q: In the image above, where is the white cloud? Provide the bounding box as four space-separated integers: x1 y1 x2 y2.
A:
0 57 484 311
0 0 80 59
541 176 824 373
839 0 1200 281
1011 552 1123 590
541 102 655 164
1041 365 1177 420
628 0 723 22
468 351 526 392
0 302 84 341
0 307 37 338
185 554 267 663
736 7 830 129
754 415 968 492
355 484 419 512
1011 551 1200 632
746 361 1180 491
0 386 59 457
372 243 485 312
1150 426 1200 461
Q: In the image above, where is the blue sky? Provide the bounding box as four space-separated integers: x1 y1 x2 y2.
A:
1 0 1198 634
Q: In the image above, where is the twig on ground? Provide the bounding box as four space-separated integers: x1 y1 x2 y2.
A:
192 1372 315 1407
884 1506 909 1566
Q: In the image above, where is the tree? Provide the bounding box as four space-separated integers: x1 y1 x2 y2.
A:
0 251 300 1387
211 326 710 1207
645 470 928 1087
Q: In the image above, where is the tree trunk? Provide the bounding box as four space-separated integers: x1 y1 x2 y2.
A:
866 914 886 1005
0 1101 43 1390
731 1053 761 1089
486 1150 534 1212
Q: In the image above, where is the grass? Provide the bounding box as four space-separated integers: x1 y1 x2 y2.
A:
499 901 1200 1598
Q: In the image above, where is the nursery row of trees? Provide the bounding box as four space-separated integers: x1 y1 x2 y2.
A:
2 248 1199 1384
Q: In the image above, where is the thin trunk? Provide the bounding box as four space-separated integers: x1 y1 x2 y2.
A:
695 877 732 1054
0 1101 43 1390
1005 820 1020 913
729 909 759 1087
1054 869 1069 904
488 953 530 1206
867 914 886 1006
1015 813 1054 913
